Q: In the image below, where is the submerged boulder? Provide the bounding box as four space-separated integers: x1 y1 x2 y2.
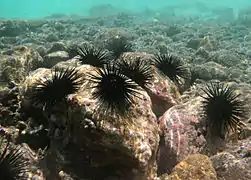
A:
0 46 43 84
168 154 217 180
157 95 206 174
0 20 29 37
44 50 69 68
210 137 251 180
20 63 160 180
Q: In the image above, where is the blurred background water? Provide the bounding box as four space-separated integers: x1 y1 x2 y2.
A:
0 0 251 19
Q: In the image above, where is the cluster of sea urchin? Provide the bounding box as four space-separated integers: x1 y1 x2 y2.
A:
30 41 147 117
152 53 189 86
31 67 82 109
88 64 142 117
201 82 247 138
0 136 28 180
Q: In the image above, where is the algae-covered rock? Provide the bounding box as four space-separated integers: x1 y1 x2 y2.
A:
169 154 217 180
194 61 228 81
44 50 69 68
0 85 20 126
210 137 251 180
186 36 219 51
0 20 29 37
47 42 68 54
94 27 135 49
200 35 219 51
157 96 206 173
0 46 43 84
209 49 243 67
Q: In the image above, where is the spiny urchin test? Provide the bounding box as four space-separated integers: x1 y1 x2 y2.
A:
0 137 28 180
88 64 142 117
152 53 189 85
31 67 83 108
201 82 247 138
117 58 154 89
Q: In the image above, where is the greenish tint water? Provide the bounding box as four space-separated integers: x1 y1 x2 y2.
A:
0 0 251 19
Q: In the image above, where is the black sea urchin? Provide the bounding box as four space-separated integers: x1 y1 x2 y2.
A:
76 44 110 68
31 67 82 108
152 53 188 85
107 38 132 59
89 64 141 116
0 137 28 180
117 58 154 89
201 82 247 138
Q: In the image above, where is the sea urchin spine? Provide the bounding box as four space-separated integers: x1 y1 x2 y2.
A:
0 136 28 180
76 44 110 68
88 64 142 117
201 82 247 138
31 67 83 109
117 57 154 89
152 53 189 86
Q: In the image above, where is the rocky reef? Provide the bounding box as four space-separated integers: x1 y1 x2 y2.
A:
0 4 251 180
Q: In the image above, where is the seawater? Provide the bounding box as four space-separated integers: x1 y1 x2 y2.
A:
0 0 251 19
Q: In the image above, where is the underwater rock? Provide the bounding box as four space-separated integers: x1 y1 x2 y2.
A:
157 98 206 174
211 143 251 180
243 32 251 42
0 36 21 45
27 20 47 32
200 35 219 51
195 47 210 58
242 66 251 83
94 27 135 49
165 25 182 37
44 32 59 42
35 45 47 57
0 85 20 126
47 42 68 54
186 35 219 51
157 96 206 174
186 38 202 50
21 63 159 180
0 46 43 84
44 51 69 68
195 61 228 81
113 12 135 27
147 71 180 117
0 20 29 37
209 49 243 68
227 67 243 82
168 154 217 180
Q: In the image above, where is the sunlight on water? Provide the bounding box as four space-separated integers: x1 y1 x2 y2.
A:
0 0 251 19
